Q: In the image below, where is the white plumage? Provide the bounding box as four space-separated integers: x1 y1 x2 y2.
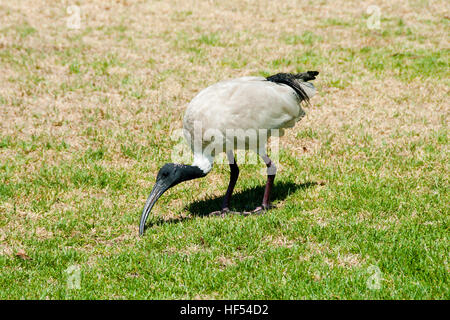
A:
184 75 316 173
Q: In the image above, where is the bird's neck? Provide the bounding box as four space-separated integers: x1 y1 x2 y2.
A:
177 164 207 182
192 153 214 174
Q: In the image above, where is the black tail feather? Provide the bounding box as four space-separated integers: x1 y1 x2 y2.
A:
293 71 319 82
266 71 319 102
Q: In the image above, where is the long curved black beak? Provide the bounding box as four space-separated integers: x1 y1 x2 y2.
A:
139 182 168 236
138 163 206 236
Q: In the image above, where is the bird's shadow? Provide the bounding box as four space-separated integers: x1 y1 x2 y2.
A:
146 181 317 227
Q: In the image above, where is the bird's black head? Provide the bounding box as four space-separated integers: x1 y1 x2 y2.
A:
139 163 206 236
156 163 182 188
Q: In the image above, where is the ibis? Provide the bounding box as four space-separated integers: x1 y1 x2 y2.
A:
139 71 319 235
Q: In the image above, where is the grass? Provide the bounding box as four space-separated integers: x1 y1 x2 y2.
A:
0 0 449 299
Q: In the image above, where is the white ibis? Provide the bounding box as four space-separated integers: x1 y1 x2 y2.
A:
139 71 319 235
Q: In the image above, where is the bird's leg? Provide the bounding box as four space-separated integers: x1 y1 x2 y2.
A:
221 151 239 212
251 154 276 213
209 151 239 216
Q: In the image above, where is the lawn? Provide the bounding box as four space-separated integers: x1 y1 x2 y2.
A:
0 0 448 299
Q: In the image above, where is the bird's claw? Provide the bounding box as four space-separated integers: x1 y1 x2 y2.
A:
243 203 275 215
209 204 275 217
208 208 238 217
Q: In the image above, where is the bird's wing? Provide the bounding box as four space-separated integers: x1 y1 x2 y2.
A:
184 77 306 137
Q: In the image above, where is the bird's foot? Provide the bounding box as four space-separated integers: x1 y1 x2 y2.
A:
208 207 240 217
243 203 275 215
209 204 275 217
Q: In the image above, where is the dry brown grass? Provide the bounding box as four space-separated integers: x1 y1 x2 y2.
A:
1 0 447 145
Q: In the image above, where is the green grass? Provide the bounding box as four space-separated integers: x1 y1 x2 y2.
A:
0 127 448 299
0 0 448 300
